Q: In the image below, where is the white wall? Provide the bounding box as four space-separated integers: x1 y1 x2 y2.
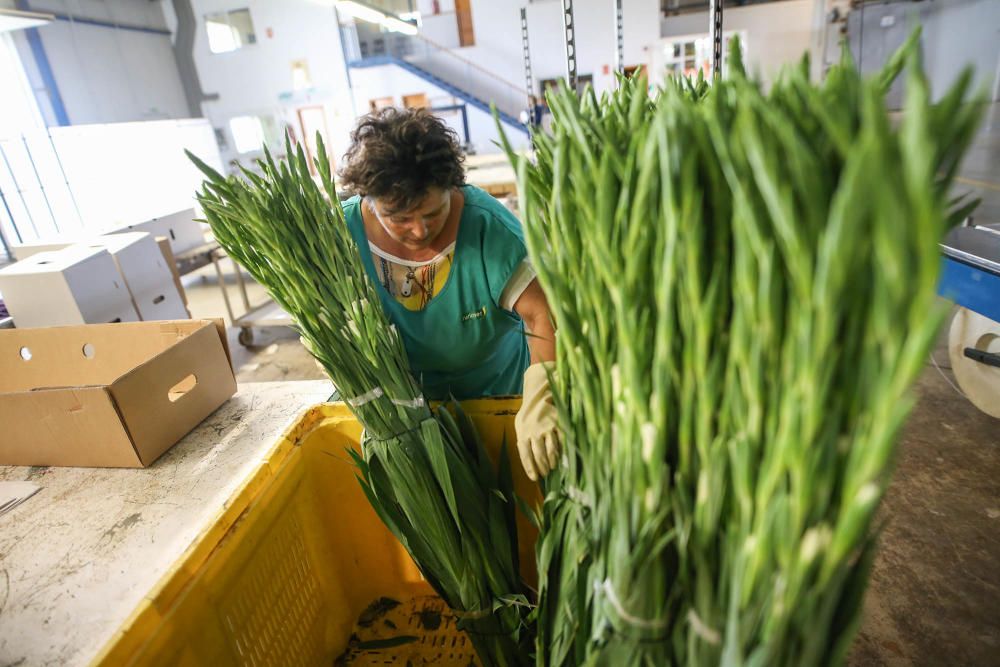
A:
349 63 531 155
9 0 189 125
454 0 663 99
188 0 356 169
332 0 660 159
523 0 617 95
417 0 456 13
661 0 815 85
456 1 529 95
622 0 665 75
415 0 460 48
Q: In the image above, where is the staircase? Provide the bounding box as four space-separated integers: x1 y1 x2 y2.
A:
343 28 530 135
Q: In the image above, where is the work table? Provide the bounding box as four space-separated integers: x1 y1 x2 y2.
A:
0 380 333 666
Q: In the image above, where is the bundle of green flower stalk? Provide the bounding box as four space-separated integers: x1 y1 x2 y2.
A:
501 33 982 666
187 138 533 666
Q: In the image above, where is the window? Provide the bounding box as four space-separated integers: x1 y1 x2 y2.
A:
660 31 746 79
0 34 45 136
402 93 430 109
228 115 282 155
206 9 256 54
623 65 647 79
291 60 312 91
540 74 594 97
2 120 222 246
368 97 395 112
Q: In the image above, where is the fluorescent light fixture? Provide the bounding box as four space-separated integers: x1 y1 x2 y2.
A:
336 1 387 25
0 8 54 33
335 1 418 35
381 16 417 35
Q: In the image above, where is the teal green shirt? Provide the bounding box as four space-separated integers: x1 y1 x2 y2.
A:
343 185 531 400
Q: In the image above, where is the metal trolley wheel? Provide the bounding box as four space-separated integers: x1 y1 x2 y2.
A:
948 307 1000 419
238 327 256 347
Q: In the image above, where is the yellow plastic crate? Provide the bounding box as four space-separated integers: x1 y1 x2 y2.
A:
92 398 539 667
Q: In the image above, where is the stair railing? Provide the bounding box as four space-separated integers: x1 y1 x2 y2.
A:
342 24 531 121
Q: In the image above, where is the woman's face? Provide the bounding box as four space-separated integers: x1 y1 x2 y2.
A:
368 188 452 250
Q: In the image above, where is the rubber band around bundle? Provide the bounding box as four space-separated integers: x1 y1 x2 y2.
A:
596 579 672 642
595 579 722 645
392 396 426 408
564 485 594 509
686 608 721 645
345 386 384 407
452 593 535 625
452 607 523 639
362 423 422 444
344 387 426 409
452 607 493 620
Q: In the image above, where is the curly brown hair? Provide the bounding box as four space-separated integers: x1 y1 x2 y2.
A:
338 108 466 214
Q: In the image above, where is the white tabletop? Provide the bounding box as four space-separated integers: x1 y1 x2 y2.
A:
463 152 513 170
0 380 333 666
467 164 517 187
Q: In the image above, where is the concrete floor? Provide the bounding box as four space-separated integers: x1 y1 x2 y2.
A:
183 265 325 383
181 102 1000 666
847 329 1000 667
845 101 1000 667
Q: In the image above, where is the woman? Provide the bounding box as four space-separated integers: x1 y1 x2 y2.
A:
338 108 559 481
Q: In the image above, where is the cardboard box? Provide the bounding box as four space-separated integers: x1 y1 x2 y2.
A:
0 247 140 328
0 320 237 468
119 209 206 255
6 234 189 322
79 233 188 321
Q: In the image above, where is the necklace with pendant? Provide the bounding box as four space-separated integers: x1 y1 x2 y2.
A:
401 267 416 297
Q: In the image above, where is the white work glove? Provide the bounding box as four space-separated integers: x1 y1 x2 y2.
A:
515 361 561 481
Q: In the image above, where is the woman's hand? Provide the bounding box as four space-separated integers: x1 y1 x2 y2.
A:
515 361 560 481
514 279 560 480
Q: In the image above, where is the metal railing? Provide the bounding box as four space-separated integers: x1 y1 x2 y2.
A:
343 24 529 120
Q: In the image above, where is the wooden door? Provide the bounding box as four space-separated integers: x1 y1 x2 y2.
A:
455 0 475 47
368 97 395 112
296 106 330 175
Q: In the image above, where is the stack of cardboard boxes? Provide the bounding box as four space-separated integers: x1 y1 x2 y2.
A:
0 210 201 328
0 211 235 468
0 245 141 327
